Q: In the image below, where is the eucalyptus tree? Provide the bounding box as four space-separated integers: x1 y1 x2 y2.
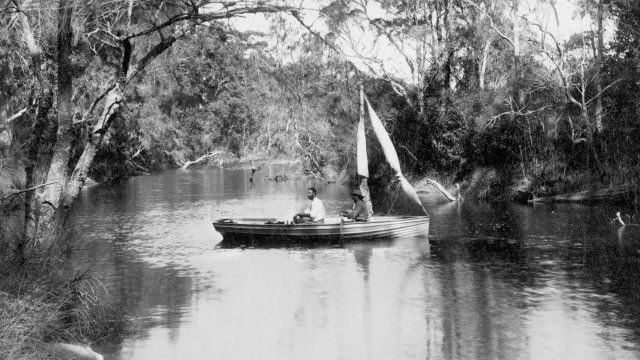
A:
2 0 295 257
524 0 625 175
601 0 640 172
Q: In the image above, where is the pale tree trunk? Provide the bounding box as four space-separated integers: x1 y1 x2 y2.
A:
479 36 494 90
22 91 54 254
36 0 75 249
37 33 177 249
430 0 452 118
546 2 602 174
13 0 294 254
594 0 604 133
35 25 180 250
511 0 523 108
267 120 272 155
580 67 604 174
62 87 123 213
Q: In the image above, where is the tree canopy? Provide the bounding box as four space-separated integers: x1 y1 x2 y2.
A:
2 0 640 258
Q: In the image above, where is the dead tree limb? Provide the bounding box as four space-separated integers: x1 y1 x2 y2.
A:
180 151 223 170
6 108 27 123
399 145 457 201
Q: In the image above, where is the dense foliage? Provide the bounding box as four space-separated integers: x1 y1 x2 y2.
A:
80 0 640 199
2 0 640 255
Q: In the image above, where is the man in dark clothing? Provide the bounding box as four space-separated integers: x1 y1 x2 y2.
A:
340 189 370 222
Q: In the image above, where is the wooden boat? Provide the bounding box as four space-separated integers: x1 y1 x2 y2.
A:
214 216 429 242
212 87 429 243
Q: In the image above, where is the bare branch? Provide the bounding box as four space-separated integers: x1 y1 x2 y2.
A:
462 0 515 48
0 181 60 200
585 79 623 106
487 104 556 128
7 108 27 123
124 3 296 41
290 10 412 102
180 151 223 170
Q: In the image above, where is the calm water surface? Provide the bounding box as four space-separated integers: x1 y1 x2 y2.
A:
67 166 640 360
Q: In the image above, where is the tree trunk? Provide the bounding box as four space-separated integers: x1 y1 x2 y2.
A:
15 0 44 87
13 1 56 256
511 0 523 107
36 0 75 249
36 29 179 248
267 120 272 155
63 89 122 209
582 106 604 174
594 0 604 133
21 90 54 256
479 36 493 90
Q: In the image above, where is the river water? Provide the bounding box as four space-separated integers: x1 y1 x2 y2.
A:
67 166 640 360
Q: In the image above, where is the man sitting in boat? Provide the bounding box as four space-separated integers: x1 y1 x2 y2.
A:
293 187 326 224
340 189 369 222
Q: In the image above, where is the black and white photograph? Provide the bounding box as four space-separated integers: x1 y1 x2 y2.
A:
1 0 640 359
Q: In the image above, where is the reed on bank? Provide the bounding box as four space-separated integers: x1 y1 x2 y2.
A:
0 257 127 359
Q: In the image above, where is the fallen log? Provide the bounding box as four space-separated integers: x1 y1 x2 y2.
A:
425 179 457 201
530 183 636 203
180 151 223 170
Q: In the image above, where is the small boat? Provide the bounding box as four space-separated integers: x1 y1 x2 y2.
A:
213 86 429 243
214 216 429 242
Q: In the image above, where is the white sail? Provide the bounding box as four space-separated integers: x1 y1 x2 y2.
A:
357 102 368 178
364 96 428 215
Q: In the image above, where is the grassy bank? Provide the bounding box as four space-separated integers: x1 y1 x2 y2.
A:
0 260 128 359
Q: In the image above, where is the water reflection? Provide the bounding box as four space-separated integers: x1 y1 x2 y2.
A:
67 166 640 359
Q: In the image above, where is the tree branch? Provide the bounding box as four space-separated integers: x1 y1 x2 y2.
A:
123 3 296 41
290 10 411 102
585 79 622 106
7 108 27 122
463 0 515 48
180 151 223 170
0 181 60 200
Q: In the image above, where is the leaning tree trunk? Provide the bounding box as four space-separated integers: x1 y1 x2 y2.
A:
61 85 124 222
36 33 173 249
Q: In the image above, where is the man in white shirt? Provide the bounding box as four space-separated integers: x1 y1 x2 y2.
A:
293 187 325 224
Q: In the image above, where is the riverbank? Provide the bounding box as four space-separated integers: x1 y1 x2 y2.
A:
449 166 638 204
0 258 127 359
0 169 128 359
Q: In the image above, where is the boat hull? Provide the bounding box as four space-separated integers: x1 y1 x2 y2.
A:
213 216 429 244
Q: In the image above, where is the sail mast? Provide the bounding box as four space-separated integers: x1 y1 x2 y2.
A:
358 85 373 215
357 86 369 178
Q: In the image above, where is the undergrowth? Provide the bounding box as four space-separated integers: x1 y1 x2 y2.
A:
0 252 128 359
